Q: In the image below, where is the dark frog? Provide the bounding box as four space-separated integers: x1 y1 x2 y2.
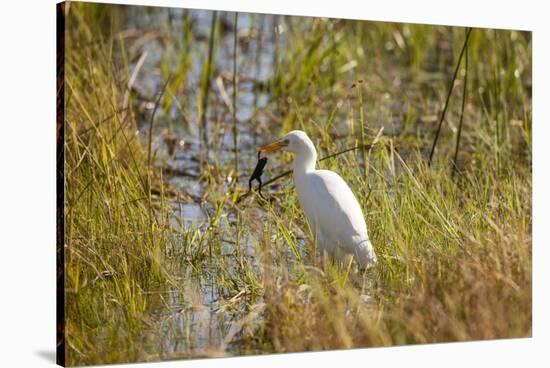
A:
248 152 268 198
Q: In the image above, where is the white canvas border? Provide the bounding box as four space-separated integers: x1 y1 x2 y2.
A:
0 1 546 367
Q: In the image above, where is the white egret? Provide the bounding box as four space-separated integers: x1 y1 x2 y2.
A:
259 130 377 268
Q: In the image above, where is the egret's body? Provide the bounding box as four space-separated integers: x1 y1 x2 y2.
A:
260 130 377 268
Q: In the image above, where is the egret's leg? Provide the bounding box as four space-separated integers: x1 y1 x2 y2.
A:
315 230 328 256
314 231 329 268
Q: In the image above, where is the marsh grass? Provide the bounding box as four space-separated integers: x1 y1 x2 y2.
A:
62 3 531 366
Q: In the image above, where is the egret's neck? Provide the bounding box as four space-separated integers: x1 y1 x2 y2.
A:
292 147 317 177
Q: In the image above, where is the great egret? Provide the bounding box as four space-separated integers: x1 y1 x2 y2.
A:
259 130 377 268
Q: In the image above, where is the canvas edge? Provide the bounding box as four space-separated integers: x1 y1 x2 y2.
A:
56 2 66 367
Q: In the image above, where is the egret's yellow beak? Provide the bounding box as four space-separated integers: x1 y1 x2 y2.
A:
259 140 287 155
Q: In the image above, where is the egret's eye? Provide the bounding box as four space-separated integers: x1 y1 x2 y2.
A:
283 139 290 145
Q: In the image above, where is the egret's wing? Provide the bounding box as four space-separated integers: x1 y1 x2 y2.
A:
305 170 369 251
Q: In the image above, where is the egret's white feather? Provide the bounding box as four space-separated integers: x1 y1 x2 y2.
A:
295 169 376 267
261 130 377 268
